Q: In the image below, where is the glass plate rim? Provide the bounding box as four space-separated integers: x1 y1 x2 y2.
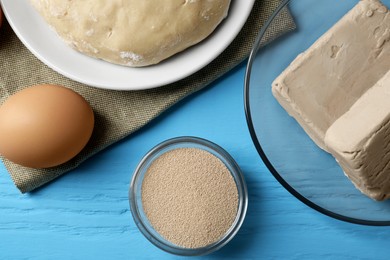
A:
243 0 390 226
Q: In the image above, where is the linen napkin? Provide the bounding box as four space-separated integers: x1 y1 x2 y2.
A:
0 0 295 193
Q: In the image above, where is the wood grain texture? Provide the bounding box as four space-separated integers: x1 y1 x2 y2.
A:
1 63 390 260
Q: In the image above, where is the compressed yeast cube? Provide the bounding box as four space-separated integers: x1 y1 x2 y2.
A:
272 0 390 200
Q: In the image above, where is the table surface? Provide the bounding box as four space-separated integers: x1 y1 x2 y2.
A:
1 1 390 260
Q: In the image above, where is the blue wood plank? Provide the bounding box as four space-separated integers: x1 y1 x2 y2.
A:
2 0 390 258
1 62 390 260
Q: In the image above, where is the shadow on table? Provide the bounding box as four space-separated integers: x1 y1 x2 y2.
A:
211 167 266 258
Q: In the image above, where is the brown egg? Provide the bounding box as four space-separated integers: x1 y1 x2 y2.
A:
0 84 94 168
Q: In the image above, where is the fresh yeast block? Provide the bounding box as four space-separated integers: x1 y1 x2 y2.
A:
272 0 390 200
325 71 390 201
272 0 390 150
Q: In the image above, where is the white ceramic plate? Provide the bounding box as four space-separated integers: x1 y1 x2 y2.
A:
0 0 254 90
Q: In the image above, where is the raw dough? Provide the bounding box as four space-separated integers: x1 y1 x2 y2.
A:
30 0 231 67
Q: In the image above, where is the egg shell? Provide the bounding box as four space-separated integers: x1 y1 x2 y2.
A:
0 84 94 168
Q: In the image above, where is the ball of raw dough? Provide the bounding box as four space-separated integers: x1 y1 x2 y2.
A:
30 0 231 67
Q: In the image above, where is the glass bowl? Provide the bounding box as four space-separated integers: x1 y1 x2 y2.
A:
244 0 390 225
129 136 248 256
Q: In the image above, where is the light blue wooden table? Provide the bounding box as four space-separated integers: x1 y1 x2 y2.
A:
1 1 390 259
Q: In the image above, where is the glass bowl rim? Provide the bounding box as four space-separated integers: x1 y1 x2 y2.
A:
129 136 249 256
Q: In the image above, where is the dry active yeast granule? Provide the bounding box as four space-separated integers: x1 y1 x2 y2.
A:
141 147 239 249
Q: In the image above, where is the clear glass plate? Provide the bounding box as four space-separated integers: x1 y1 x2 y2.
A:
245 0 390 225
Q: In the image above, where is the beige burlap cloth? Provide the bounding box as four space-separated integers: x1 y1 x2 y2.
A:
0 1 295 193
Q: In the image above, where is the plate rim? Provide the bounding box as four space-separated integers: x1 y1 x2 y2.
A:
1 0 255 90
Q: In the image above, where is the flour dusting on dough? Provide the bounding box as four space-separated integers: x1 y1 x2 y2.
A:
120 51 144 64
